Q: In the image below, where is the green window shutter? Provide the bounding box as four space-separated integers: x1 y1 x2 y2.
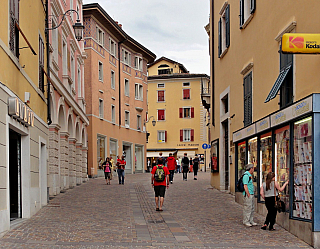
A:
250 0 256 14
240 0 244 28
218 18 222 57
226 5 230 48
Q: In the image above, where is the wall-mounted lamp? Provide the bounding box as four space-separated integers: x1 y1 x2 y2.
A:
144 116 156 127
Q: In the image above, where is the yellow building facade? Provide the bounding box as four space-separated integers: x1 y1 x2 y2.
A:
0 0 48 235
209 0 320 246
147 57 210 167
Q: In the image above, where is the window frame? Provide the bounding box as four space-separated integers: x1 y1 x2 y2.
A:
111 105 115 123
157 109 165 121
157 83 165 88
122 48 131 66
243 71 252 127
137 115 141 131
218 4 230 58
99 98 104 118
109 38 116 57
124 78 129 96
157 90 165 102
279 51 293 109
111 70 115 89
96 26 104 46
98 61 103 82
125 111 130 127
239 0 256 29
183 82 190 87
135 83 143 100
157 130 167 143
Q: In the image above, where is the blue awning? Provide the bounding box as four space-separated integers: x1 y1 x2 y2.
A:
264 64 292 103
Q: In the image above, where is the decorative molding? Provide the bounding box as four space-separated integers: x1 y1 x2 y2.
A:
219 47 228 59
275 21 297 42
219 1 229 15
99 89 104 93
240 62 254 75
125 103 129 106
135 107 143 112
241 14 254 30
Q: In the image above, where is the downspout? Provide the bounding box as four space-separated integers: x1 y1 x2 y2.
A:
211 1 215 127
118 37 127 127
45 0 52 125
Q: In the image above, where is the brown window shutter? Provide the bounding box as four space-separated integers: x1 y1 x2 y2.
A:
180 130 183 142
191 107 194 118
165 131 167 142
179 108 183 118
191 129 194 141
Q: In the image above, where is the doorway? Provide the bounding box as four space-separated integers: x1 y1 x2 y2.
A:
222 120 229 190
9 129 22 220
123 144 132 174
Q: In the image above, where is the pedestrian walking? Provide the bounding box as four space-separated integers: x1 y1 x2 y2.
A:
110 157 114 180
176 158 180 173
181 153 190 181
151 158 169 211
242 164 257 227
166 153 177 184
117 155 126 184
189 157 193 173
260 172 289 231
147 159 151 172
193 155 199 180
156 152 166 166
102 157 112 185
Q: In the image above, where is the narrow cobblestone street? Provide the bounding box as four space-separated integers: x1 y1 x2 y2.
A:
0 172 311 248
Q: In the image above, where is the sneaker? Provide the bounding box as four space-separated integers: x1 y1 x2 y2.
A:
244 223 252 227
170 181 173 184
251 222 258 226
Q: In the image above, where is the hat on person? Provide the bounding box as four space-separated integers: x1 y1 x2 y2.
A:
246 164 254 171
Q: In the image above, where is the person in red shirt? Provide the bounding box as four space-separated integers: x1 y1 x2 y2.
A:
116 155 126 184
166 153 177 184
151 158 169 211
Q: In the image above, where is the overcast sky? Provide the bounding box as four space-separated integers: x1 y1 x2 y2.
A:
83 0 210 75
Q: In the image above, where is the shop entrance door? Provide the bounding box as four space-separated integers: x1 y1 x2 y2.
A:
9 129 22 220
223 121 229 190
123 144 132 174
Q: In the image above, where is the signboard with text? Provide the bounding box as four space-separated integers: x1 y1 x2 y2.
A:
282 33 320 54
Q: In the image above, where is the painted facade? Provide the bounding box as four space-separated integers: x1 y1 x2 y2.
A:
209 0 320 246
83 4 156 176
48 0 89 195
0 0 48 235
147 57 210 167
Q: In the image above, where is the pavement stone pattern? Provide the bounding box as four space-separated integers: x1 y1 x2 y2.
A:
0 171 312 248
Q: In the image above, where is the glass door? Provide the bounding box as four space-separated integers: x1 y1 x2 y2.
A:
259 132 272 187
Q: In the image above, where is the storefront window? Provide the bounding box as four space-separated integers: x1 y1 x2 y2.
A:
275 126 290 211
135 145 143 172
97 135 105 170
293 116 312 220
109 139 117 162
237 141 246 179
211 139 219 173
248 137 258 195
260 132 272 187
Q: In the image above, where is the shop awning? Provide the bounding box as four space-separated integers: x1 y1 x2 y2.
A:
147 151 176 158
177 151 196 158
264 64 292 103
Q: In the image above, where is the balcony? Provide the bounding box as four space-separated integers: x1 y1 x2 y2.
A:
201 85 211 110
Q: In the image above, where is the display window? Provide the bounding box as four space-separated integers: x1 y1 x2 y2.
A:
211 139 219 173
293 116 312 220
274 125 290 211
248 137 258 195
97 135 106 170
237 141 246 179
259 132 272 187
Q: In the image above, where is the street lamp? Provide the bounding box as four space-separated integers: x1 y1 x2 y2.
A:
144 116 156 127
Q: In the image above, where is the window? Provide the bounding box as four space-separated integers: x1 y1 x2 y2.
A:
122 49 131 66
99 99 103 118
179 107 194 118
157 90 165 102
135 84 143 100
52 19 58 61
125 111 130 127
240 0 256 28
96 27 104 46
243 72 252 126
222 94 228 113
99 62 103 81
9 0 19 58
71 54 75 87
183 82 190 87
180 129 194 142
63 40 67 75
218 4 230 57
111 105 115 123
157 83 165 88
111 70 115 89
279 52 293 108
183 89 190 99
97 135 105 170
158 68 172 75
157 109 165 121
137 115 141 131
124 79 129 96
78 67 81 96
157 131 167 143
110 39 116 56
39 36 45 92
134 56 143 70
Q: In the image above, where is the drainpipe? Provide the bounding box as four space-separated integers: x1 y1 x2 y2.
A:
45 0 52 125
118 37 127 127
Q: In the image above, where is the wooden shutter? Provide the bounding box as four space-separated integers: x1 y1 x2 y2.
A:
165 131 167 142
226 5 230 48
179 108 183 118
158 109 164 120
180 130 183 142
243 73 252 126
250 0 256 14
218 18 222 57
191 107 194 118
240 0 244 28
191 129 194 142
158 91 164 101
39 36 45 92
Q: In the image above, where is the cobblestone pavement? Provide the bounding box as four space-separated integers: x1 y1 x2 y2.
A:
0 172 312 248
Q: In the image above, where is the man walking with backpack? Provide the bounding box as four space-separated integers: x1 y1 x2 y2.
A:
151 158 169 211
242 164 257 227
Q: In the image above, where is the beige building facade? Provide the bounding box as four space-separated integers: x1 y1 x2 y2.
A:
209 0 320 246
83 4 156 176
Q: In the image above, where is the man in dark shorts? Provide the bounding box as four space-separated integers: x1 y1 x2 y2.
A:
151 158 169 211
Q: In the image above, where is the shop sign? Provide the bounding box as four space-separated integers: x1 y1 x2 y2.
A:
177 143 199 147
8 97 34 127
233 123 256 143
256 117 270 133
282 33 320 54
271 96 312 127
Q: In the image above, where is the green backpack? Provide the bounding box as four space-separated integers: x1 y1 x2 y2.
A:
154 165 165 182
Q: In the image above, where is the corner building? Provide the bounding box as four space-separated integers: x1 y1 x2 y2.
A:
147 57 210 166
83 4 156 176
209 0 320 246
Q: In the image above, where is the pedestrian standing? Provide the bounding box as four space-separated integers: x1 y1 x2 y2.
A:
117 155 126 185
193 156 199 180
147 159 151 172
181 153 189 181
189 157 193 173
102 157 112 185
260 172 289 231
151 158 169 211
166 153 177 184
242 164 257 227
176 158 180 173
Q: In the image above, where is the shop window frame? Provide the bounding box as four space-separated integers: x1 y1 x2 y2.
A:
211 139 219 173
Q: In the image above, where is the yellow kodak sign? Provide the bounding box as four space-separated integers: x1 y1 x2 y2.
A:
282 33 320 54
